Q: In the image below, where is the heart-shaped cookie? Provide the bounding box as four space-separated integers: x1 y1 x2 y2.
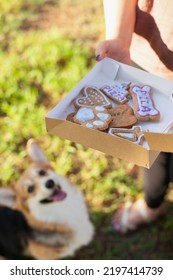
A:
108 105 137 128
74 86 112 109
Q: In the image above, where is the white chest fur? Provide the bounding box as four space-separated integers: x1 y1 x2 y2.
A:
28 178 94 257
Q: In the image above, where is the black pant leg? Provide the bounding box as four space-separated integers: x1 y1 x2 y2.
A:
143 152 171 208
169 153 173 183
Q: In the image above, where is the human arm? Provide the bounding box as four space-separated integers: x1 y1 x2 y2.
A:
95 0 138 64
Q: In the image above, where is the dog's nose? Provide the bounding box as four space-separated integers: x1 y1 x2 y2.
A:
45 179 55 189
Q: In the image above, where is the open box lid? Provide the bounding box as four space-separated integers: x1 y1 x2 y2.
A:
144 132 173 152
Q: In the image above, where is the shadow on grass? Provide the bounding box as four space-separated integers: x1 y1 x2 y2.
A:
4 202 173 260
70 202 173 260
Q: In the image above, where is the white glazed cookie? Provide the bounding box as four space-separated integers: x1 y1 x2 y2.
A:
100 82 131 104
130 85 160 121
73 106 112 131
74 86 112 109
109 126 145 144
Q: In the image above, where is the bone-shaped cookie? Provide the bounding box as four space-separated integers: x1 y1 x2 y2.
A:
100 82 131 104
74 86 112 109
130 85 160 121
73 106 112 130
108 126 145 144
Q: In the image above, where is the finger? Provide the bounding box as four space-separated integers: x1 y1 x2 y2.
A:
95 41 108 61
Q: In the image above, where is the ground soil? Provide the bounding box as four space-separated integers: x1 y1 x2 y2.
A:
21 0 105 51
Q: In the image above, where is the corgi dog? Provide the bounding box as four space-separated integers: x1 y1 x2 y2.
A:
0 139 94 259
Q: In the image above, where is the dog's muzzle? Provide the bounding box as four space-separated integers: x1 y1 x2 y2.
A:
40 180 67 204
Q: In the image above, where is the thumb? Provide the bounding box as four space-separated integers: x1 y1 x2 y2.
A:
95 41 108 61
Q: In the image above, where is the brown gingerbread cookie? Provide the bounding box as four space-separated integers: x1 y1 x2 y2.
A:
108 126 145 144
73 106 112 131
130 85 160 121
100 82 131 104
108 105 137 128
74 86 112 109
66 112 76 123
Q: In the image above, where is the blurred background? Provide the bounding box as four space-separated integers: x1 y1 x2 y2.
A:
1 0 173 259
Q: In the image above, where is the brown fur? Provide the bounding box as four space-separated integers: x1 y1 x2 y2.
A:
0 140 76 259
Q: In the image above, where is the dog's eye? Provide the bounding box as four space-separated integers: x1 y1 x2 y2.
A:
28 185 35 193
38 170 46 176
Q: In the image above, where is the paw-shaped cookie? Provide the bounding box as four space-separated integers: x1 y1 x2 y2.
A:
74 86 112 109
108 105 137 128
73 106 112 131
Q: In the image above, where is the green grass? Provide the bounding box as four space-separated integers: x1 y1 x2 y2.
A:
1 0 173 260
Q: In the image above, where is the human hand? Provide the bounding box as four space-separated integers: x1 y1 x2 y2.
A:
95 38 131 65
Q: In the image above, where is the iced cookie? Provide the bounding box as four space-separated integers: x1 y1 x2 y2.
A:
74 86 112 109
73 106 112 131
109 126 145 144
130 85 160 121
100 82 131 104
108 105 137 128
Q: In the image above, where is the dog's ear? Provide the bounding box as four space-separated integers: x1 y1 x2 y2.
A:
26 139 49 164
0 187 16 208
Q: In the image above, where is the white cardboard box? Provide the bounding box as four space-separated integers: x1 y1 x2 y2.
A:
46 58 173 168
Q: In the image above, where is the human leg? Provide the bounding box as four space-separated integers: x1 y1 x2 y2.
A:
112 153 170 233
143 152 170 208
